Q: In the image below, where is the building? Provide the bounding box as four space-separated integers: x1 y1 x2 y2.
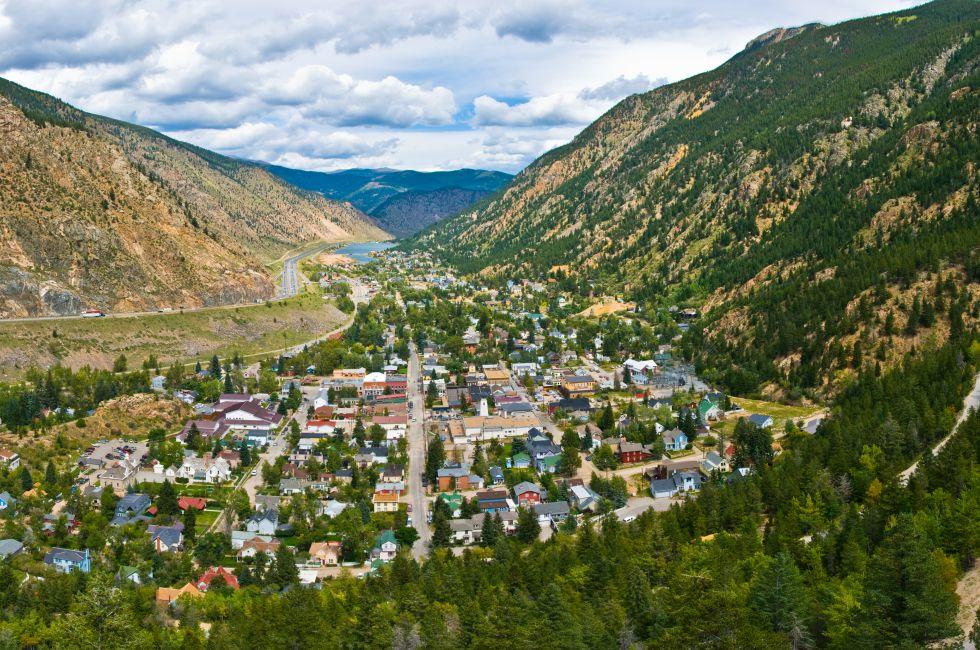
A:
615 439 654 464
177 419 229 445
0 449 20 470
513 481 545 506
245 509 279 536
533 501 571 525
0 539 23 559
701 451 730 474
748 414 774 429
560 374 596 398
156 583 203 605
661 428 689 452
237 537 281 560
111 493 152 526
196 566 239 591
43 548 91 573
0 492 15 512
309 541 342 566
475 490 511 513
372 491 400 513
650 471 702 498
148 525 184 553
461 415 538 442
371 530 399 563
623 359 658 384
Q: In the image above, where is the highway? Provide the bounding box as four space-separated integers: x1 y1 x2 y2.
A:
278 254 301 298
406 340 431 558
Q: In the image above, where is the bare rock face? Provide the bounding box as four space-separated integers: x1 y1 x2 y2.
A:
742 23 820 54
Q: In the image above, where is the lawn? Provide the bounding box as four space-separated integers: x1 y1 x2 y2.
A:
730 397 824 421
0 287 346 380
195 509 221 533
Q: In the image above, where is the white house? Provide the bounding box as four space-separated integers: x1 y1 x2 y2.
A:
0 449 21 471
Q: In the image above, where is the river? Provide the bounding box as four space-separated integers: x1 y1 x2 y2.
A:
334 241 397 264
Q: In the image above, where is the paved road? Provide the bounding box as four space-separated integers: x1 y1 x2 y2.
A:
278 254 301 298
899 371 980 484
406 341 431 559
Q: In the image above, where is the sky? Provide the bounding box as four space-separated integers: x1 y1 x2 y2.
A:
0 0 919 173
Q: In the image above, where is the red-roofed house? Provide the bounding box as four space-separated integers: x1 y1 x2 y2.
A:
178 497 207 511
196 566 239 591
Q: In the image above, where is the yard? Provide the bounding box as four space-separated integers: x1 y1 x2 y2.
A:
195 509 221 533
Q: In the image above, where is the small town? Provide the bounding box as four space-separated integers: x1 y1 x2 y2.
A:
0 2 979 645
0 248 829 598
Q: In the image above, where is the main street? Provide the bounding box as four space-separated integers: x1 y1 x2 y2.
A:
406 340 431 558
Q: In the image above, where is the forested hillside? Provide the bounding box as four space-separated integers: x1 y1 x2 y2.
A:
411 0 980 397
263 165 512 237
0 78 387 317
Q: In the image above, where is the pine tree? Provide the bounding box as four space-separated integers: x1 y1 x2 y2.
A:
157 480 179 517
515 507 540 543
183 507 197 543
19 468 33 493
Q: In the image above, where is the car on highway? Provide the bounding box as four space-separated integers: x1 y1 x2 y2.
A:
251 470 257 476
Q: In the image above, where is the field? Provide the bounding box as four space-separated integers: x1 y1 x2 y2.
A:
730 397 824 421
0 288 346 380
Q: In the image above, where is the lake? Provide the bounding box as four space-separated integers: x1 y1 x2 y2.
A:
334 241 397 264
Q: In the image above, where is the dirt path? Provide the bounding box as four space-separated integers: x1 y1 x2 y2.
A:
956 560 980 649
899 371 980 484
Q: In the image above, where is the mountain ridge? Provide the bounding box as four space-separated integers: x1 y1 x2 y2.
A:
408 0 980 397
0 77 388 318
261 164 512 237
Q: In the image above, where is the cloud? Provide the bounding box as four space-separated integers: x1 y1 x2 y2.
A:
473 74 665 128
578 74 667 101
491 2 576 43
265 65 456 128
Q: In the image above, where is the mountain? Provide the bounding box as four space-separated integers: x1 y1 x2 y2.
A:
411 0 980 397
262 165 512 237
0 77 387 318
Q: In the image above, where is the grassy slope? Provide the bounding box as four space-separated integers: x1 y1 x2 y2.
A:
0 288 346 380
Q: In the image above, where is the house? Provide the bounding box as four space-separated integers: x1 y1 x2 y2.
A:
549 398 592 420
533 501 570 525
748 414 774 429
698 397 723 422
513 481 545 506
381 464 405 482
355 446 389 467
475 490 511 513
43 548 91 573
483 368 510 389
237 536 281 560
317 500 348 519
449 512 519 545
0 539 23 559
437 492 464 518
156 583 203 605
616 440 654 464
661 428 689 452
196 566 239 591
623 358 659 384
0 449 20 470
279 478 308 495
231 530 270 550
649 471 702 498
112 493 152 526
437 463 475 492
371 530 399 563
147 525 184 553
489 466 505 485
0 492 15 512
526 430 562 472
569 485 598 512
178 497 207 512
243 428 271 447
217 450 241 468
372 491 400 513
245 509 279 536
701 451 730 474
99 460 139 495
511 452 532 469
116 565 143 585
308 541 342 566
